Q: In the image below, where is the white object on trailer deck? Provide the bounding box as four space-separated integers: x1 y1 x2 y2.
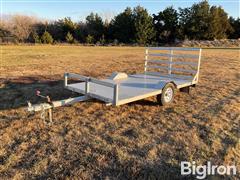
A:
109 72 128 80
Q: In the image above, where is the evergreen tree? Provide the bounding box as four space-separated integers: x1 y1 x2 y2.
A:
209 6 233 39
86 13 104 42
109 7 135 43
66 32 74 43
41 31 53 44
133 6 156 45
191 0 211 39
179 0 232 40
228 17 240 39
178 7 192 39
28 31 41 43
153 6 179 43
62 17 76 35
86 34 94 44
75 22 88 43
99 34 106 45
47 17 76 42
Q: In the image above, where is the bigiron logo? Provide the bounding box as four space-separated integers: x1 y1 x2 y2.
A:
181 161 237 179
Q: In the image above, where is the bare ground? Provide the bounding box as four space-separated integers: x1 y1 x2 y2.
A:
0 46 239 179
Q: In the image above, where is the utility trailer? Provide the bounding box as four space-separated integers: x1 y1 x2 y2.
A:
27 47 202 122
64 47 202 106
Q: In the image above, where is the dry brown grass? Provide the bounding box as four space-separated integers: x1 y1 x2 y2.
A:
0 45 239 179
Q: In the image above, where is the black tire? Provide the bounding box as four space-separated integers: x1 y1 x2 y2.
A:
157 83 175 106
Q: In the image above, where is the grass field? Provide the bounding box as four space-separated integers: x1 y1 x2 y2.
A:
0 45 239 179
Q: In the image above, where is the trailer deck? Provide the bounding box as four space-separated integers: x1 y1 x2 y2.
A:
66 73 194 106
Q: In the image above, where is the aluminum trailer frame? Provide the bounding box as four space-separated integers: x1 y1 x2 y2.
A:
27 47 202 122
64 47 202 106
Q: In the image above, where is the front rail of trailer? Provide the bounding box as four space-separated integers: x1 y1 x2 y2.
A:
64 73 119 105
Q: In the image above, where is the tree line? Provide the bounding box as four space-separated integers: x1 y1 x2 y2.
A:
0 1 239 45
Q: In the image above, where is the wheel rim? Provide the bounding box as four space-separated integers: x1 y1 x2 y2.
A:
164 87 173 103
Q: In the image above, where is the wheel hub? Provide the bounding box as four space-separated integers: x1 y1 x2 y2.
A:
164 87 173 103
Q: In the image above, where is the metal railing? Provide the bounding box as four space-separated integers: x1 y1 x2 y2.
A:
64 73 119 105
145 47 202 83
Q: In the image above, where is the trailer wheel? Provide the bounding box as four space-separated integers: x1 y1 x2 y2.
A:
157 83 175 106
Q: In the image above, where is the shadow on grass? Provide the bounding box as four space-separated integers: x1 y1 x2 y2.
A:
30 141 191 179
0 75 80 111
128 99 159 106
92 160 185 180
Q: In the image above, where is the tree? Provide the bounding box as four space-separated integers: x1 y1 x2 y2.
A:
86 34 94 44
179 1 211 39
1 15 39 42
179 0 232 40
228 17 240 39
191 0 211 39
46 17 76 42
47 21 64 41
74 22 88 43
32 22 46 39
62 17 76 35
86 13 104 42
133 6 156 45
41 31 53 44
153 6 179 43
178 7 192 39
0 28 17 43
209 6 233 39
99 34 106 45
109 7 135 43
28 31 41 43
65 32 74 43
